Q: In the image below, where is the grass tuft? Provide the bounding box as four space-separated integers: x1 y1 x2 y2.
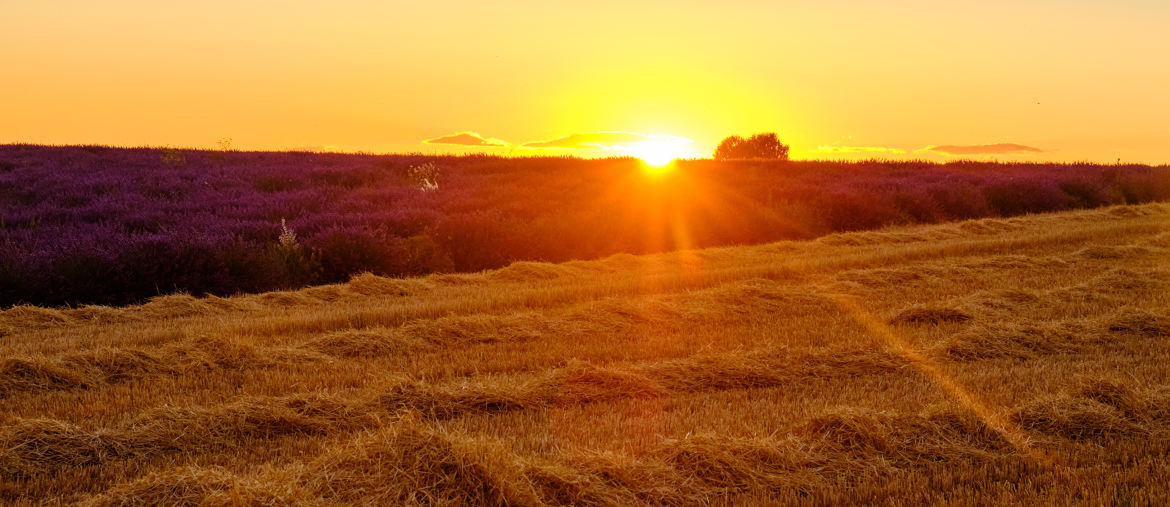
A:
1013 397 1138 440
303 423 541 506
1107 309 1170 338
0 358 89 398
303 328 429 358
890 305 973 325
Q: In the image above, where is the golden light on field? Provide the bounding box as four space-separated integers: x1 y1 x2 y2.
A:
9 203 1170 503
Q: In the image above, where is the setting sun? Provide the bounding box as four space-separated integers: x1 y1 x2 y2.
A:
626 140 689 166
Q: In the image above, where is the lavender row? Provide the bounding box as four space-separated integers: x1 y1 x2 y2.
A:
1 145 1167 307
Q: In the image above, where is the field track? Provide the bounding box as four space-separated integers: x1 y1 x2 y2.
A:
3 203 1170 504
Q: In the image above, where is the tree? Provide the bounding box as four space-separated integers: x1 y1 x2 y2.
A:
714 133 790 161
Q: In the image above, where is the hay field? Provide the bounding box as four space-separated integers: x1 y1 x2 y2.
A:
3 203 1169 505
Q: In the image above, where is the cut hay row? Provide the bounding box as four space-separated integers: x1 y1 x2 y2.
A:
0 274 431 334
1 393 373 481
937 320 1096 360
2 348 899 479
831 253 1070 291
2 279 834 398
833 239 1166 297
81 411 1009 506
301 278 833 359
815 203 1168 248
0 337 322 399
380 348 902 419
85 385 1170 507
935 308 1169 361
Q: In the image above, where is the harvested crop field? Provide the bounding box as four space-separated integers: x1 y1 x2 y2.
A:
3 203 1170 504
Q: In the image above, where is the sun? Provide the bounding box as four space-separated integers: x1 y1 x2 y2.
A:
626 140 687 167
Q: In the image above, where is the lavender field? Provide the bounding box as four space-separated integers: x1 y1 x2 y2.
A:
2 144 1168 308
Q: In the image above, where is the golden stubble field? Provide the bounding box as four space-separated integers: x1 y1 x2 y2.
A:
2 203 1169 505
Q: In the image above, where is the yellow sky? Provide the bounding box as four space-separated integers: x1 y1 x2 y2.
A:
2 1 1168 162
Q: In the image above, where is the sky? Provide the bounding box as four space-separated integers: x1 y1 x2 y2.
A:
2 1 1168 162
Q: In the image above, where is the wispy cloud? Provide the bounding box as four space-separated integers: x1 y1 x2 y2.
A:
423 132 508 147
921 143 1044 155
520 132 692 150
290 145 345 153
814 145 907 155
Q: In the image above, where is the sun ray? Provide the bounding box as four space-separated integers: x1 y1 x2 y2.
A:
824 291 1062 470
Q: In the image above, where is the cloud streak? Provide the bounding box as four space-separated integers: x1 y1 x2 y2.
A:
520 132 692 150
922 143 1044 155
423 132 508 147
814 145 907 155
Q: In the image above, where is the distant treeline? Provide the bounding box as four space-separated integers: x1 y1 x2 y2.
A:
2 144 1168 307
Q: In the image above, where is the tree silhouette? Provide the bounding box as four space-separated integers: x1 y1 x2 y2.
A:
714 133 790 160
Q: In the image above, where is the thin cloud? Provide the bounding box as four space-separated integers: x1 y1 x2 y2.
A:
921 143 1044 155
814 145 906 155
289 145 345 153
423 132 508 147
520 132 693 150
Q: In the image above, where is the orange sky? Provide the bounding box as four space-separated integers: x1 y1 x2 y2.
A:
2 1 1168 162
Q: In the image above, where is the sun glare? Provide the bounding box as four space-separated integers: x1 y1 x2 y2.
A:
627 141 686 167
